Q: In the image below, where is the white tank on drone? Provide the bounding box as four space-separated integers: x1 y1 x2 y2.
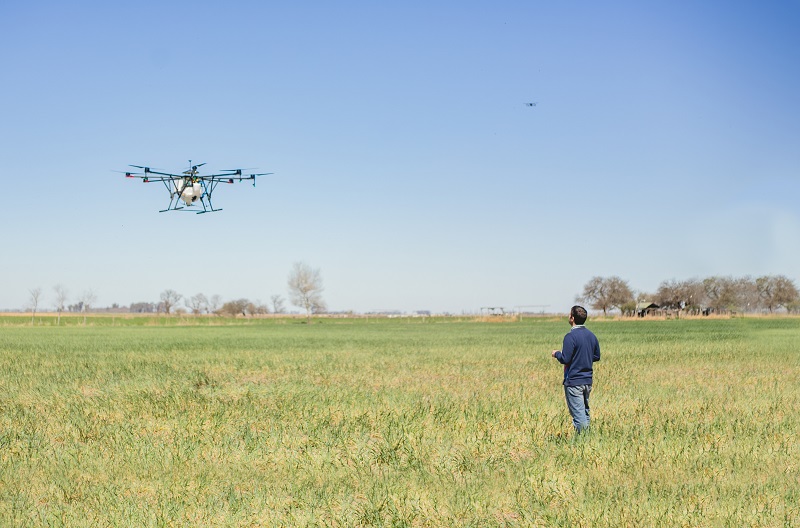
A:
175 179 202 205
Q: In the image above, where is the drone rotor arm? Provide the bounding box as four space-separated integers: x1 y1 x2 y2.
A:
145 169 182 178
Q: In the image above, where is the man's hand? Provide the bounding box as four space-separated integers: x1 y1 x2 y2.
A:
551 350 559 358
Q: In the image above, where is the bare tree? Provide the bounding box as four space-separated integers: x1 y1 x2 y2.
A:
756 275 799 313
220 299 249 317
28 287 42 325
247 300 269 316
53 284 69 325
130 302 157 313
186 293 208 315
736 276 759 313
682 279 707 314
656 278 706 316
703 276 741 313
578 276 633 316
80 290 97 326
208 294 222 314
271 294 286 314
160 289 182 315
579 277 606 314
656 279 683 312
287 262 326 323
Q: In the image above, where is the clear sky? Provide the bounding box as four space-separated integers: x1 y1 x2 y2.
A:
1 1 798 314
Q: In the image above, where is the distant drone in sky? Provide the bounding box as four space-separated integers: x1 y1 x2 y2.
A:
121 161 271 214
525 102 538 107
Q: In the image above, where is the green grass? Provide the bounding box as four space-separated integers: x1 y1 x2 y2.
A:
0 317 798 526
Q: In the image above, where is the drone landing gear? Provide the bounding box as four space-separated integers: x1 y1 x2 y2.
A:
195 195 222 214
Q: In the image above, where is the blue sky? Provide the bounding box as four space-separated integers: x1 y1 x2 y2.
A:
1 1 798 314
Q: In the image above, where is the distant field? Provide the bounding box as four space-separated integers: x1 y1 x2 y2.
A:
0 317 797 526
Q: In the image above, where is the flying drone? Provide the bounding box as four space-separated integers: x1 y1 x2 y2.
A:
122 161 271 213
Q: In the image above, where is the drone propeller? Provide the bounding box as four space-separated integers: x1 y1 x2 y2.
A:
220 168 259 177
129 164 154 173
237 172 272 187
121 171 151 182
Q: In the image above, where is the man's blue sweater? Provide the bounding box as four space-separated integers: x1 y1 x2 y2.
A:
555 325 601 386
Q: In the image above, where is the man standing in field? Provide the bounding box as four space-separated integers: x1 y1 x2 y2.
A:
551 305 601 434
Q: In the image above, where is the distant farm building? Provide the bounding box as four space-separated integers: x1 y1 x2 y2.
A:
636 302 660 317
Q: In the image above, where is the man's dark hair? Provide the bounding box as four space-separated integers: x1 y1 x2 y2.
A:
571 305 588 325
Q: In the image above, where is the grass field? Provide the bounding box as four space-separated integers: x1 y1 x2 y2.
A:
0 316 798 526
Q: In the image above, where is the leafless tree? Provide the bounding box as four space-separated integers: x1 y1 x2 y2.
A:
80 290 97 326
682 279 707 313
287 262 326 323
28 287 42 324
208 294 222 314
271 294 286 314
160 289 182 315
656 279 684 311
130 302 157 313
220 299 249 317
703 276 741 313
186 293 208 315
578 276 633 316
756 275 799 313
247 300 269 316
656 278 706 316
736 276 759 313
53 284 68 325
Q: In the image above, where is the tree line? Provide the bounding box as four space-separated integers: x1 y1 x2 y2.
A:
25 269 800 322
579 275 800 316
26 262 327 324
